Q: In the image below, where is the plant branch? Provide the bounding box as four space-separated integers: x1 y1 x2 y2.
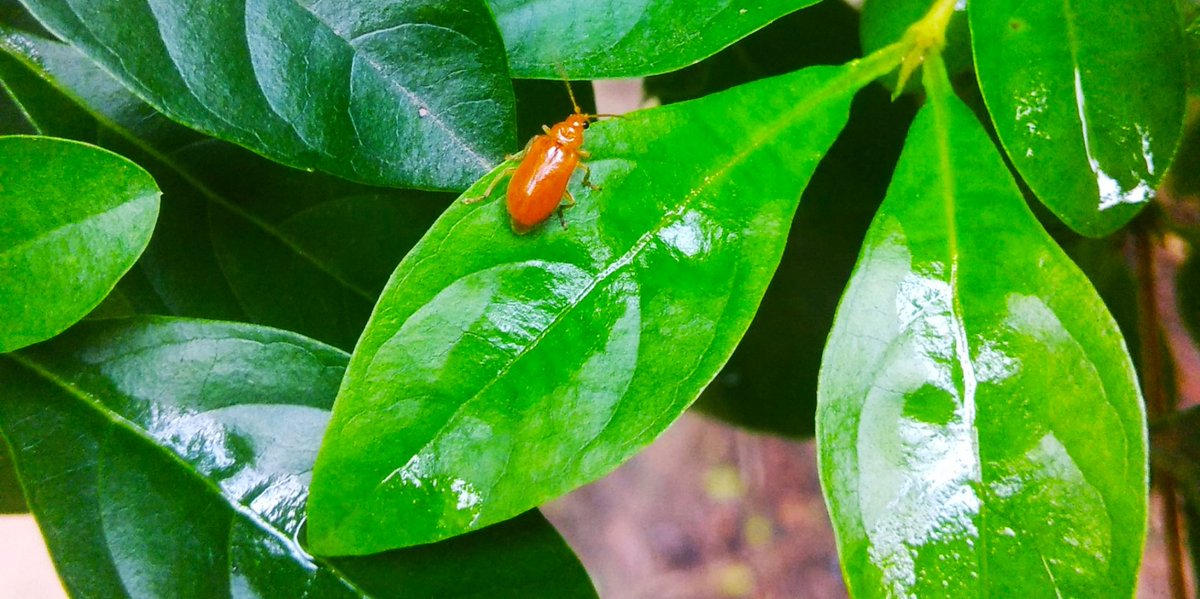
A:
1133 223 1189 599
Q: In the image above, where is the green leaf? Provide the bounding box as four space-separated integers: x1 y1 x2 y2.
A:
0 135 160 352
16 0 516 190
0 440 26 513
170 141 451 350
0 317 595 598
306 53 907 554
971 0 1187 237
0 30 448 350
0 71 36 134
643 3 919 438
643 0 863 105
487 0 821 79
817 60 1147 596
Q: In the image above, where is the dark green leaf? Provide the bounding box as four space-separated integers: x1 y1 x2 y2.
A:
0 71 36 134
0 135 160 352
0 0 50 37
172 141 451 350
307 52 909 554
971 0 1187 237
0 30 448 350
1165 109 1200 200
0 317 595 598
0 440 26 513
643 0 863 105
818 60 1147 596
16 0 515 190
487 0 821 79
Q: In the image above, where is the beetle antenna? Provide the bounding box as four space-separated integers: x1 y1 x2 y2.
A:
555 63 583 115
565 81 582 115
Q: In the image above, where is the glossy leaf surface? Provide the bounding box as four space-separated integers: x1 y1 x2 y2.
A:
0 29 448 350
0 135 159 352
818 64 1147 596
487 0 820 78
16 0 516 190
643 3 918 437
307 56 905 554
0 318 595 598
971 0 1187 237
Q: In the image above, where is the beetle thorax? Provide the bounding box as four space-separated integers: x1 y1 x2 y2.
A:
550 115 589 148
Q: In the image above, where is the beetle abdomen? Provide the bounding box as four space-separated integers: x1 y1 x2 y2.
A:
507 137 579 233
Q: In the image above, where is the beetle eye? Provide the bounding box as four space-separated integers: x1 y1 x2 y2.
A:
581 121 590 129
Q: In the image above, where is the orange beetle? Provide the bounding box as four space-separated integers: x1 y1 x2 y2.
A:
466 83 609 234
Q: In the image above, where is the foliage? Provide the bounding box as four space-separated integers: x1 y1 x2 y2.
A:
1 0 1194 596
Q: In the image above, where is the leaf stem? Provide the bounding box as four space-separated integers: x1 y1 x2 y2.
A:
1132 224 1190 599
892 0 961 93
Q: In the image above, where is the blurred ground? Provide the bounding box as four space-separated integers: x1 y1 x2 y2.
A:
544 414 845 599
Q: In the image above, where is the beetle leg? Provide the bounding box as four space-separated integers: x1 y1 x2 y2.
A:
556 190 578 229
577 149 591 159
462 166 515 204
504 137 536 162
542 124 553 135
579 162 602 191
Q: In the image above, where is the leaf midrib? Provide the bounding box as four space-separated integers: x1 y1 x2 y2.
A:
0 192 156 260
925 62 988 594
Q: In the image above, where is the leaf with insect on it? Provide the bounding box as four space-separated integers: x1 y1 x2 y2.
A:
306 52 907 554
